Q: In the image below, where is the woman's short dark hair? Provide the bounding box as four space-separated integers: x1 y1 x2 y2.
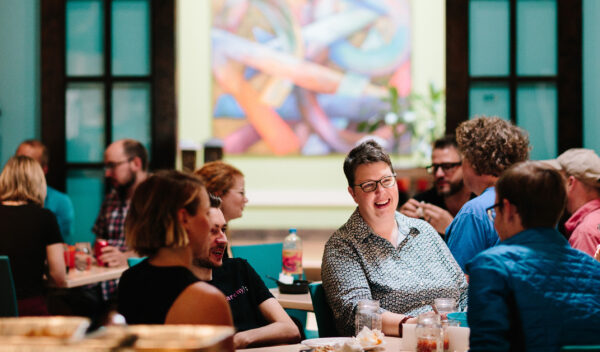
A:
125 170 205 257
496 161 566 228
343 140 392 187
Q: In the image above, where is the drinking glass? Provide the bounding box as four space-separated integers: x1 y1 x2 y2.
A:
434 298 457 321
355 299 382 334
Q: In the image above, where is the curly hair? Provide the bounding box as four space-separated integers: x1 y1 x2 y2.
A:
456 116 529 176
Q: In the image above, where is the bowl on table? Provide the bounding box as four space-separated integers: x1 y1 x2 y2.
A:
277 279 310 294
447 312 468 327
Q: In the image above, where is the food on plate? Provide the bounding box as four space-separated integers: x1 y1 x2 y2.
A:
355 326 384 347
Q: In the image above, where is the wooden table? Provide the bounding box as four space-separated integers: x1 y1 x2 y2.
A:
64 265 127 288
269 288 313 311
238 336 408 352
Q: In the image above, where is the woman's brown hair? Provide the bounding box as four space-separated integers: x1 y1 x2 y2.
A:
125 170 205 257
194 161 243 197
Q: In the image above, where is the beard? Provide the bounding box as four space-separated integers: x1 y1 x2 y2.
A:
193 257 220 269
437 179 464 197
116 172 136 198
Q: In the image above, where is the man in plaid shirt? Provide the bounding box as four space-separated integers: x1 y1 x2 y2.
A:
93 139 148 302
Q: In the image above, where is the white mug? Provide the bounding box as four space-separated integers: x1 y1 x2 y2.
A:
400 323 417 350
446 326 470 352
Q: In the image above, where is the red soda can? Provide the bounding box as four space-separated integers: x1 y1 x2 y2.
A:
95 239 109 266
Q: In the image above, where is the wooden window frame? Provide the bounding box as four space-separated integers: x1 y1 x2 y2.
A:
446 0 582 153
40 0 175 190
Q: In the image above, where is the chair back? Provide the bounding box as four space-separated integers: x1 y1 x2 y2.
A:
127 257 146 267
231 243 282 289
561 347 600 351
0 256 18 317
308 282 337 337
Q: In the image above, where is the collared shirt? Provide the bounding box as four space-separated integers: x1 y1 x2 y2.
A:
92 189 130 301
321 208 468 336
566 198 600 256
446 187 499 272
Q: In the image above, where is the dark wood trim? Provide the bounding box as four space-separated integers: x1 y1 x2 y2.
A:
67 76 151 82
557 0 582 152
104 0 112 152
445 0 469 135
150 0 176 170
508 0 517 123
41 0 67 191
470 76 557 82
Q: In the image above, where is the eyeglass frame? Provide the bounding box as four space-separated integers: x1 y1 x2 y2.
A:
485 202 503 222
104 157 134 171
426 162 462 174
354 174 397 193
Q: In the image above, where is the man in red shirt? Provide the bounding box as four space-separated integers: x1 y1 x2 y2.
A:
545 148 600 256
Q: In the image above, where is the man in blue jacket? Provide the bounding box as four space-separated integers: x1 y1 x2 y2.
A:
467 161 600 352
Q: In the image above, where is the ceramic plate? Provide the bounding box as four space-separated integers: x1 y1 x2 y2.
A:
301 337 385 350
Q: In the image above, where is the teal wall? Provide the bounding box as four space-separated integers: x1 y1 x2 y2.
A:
0 0 40 168
583 0 600 152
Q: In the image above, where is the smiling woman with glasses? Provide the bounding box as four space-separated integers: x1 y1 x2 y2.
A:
321 140 468 337
355 174 397 193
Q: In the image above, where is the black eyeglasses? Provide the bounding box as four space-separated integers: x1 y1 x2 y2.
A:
104 157 133 170
355 174 397 193
426 162 462 174
486 202 502 222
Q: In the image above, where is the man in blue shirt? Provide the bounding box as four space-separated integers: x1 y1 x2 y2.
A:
467 161 600 351
16 140 74 243
445 117 529 271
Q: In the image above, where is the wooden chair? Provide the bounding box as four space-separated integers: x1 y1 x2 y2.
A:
0 256 18 317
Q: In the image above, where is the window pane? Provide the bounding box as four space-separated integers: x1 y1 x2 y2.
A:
66 83 105 162
583 0 600 150
111 0 150 75
469 82 511 120
517 0 557 75
66 169 104 244
517 83 557 160
66 0 103 76
112 83 151 154
469 0 510 76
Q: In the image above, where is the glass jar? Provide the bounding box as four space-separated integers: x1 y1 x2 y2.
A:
355 300 382 334
416 312 443 352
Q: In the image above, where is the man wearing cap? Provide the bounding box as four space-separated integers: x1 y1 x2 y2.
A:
545 148 600 257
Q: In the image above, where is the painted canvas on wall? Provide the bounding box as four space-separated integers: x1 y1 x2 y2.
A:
211 0 416 156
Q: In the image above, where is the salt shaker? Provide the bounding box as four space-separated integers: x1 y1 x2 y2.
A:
355 299 382 334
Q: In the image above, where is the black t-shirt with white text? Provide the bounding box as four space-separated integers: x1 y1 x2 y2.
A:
209 258 273 332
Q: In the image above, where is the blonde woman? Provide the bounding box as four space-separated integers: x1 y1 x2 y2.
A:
117 170 233 326
0 155 66 315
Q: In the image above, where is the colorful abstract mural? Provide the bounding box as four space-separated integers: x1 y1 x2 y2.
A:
211 0 412 156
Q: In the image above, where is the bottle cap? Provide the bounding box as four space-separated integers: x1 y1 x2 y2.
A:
289 228 297 233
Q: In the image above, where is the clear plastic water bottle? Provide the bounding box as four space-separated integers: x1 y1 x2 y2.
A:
282 228 302 279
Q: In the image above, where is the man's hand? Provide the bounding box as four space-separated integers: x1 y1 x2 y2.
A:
99 246 128 267
399 199 424 218
421 203 454 235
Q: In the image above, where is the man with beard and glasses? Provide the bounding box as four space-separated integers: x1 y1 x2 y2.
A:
93 139 148 303
190 195 300 349
400 135 473 237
